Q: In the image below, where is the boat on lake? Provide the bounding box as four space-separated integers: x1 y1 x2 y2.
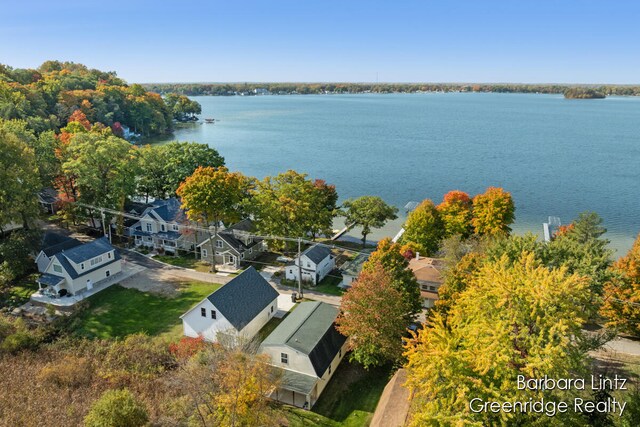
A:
204 118 215 123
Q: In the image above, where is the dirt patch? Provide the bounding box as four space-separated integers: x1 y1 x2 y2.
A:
119 269 182 297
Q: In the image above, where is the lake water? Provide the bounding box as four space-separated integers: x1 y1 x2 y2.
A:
157 93 640 254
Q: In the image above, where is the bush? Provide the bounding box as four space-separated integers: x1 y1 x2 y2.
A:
84 388 149 427
38 356 93 387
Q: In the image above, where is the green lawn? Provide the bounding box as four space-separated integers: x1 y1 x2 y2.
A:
0 274 39 308
310 361 393 426
313 275 345 296
72 281 221 340
153 254 211 272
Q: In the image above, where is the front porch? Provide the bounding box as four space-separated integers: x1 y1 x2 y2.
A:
270 370 319 409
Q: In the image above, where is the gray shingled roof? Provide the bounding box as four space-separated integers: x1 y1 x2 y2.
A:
148 198 184 222
303 245 332 265
41 232 82 257
59 236 115 264
38 188 59 204
206 267 279 331
53 250 121 279
261 301 346 377
228 218 255 232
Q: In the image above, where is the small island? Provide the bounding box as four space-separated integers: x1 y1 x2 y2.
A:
564 87 606 99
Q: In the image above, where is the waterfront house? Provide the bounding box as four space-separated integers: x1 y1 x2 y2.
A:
126 198 201 253
285 244 335 285
36 235 122 296
408 255 445 308
197 219 264 270
260 301 348 409
180 267 278 343
338 253 369 288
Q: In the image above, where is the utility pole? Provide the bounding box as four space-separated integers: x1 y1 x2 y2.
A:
297 237 303 299
100 209 110 241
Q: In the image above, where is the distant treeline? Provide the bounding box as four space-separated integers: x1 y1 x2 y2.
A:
143 82 640 97
564 87 606 99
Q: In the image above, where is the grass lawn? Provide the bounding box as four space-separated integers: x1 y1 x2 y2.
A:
282 360 392 427
153 254 211 272
313 274 345 296
72 281 221 340
0 274 39 308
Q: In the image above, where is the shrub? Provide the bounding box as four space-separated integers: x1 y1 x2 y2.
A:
84 388 149 427
38 356 93 387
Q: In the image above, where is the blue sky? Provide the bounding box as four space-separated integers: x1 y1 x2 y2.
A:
1 0 639 83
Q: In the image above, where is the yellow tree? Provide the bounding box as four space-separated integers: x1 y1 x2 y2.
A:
404 253 590 426
601 233 640 335
176 166 251 271
471 187 515 236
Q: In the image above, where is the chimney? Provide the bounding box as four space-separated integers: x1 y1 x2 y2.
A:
416 252 420 260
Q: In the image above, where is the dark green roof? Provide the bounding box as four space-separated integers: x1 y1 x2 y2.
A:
262 301 346 377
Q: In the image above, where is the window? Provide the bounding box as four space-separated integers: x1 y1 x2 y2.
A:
202 249 208 258
328 365 331 374
161 224 166 232
281 353 288 364
307 262 311 268
339 349 342 358
81 263 85 270
107 252 111 259
146 223 153 232
241 253 245 259
173 224 179 231
106 270 110 277
53 264 62 273
90 256 103 267
249 248 253 254
211 310 217 319
271 305 274 313
216 240 224 248
201 307 206 317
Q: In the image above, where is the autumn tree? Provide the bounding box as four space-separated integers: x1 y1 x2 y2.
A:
251 170 335 249
601 233 640 335
437 190 473 237
400 199 444 256
405 253 591 426
363 238 421 321
337 263 411 368
175 347 281 427
177 166 251 271
340 196 398 247
471 187 515 236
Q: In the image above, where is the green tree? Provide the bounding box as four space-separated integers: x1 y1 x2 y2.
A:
363 238 421 321
0 120 41 231
251 170 334 249
471 187 515 236
337 263 411 368
137 144 170 201
400 199 445 256
405 253 591 426
341 196 398 247
62 133 140 226
84 389 149 427
176 166 251 271
161 141 225 196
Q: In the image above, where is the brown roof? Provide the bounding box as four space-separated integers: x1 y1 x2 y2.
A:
408 257 445 285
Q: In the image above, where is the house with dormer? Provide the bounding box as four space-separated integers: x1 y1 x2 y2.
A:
180 267 278 343
197 219 264 269
285 244 335 285
36 235 122 297
126 198 202 254
260 301 348 408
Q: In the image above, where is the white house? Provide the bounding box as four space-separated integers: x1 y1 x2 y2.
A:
36 235 122 296
260 301 348 409
285 245 335 285
180 267 279 343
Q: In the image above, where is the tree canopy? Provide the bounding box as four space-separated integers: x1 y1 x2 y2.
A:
471 187 515 235
341 196 398 247
400 199 444 256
